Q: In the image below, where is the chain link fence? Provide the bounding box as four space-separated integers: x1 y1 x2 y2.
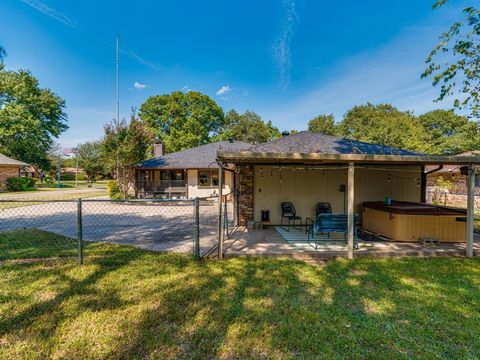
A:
196 193 235 257
0 196 231 263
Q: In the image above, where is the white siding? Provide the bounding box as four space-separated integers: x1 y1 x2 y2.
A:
186 169 233 199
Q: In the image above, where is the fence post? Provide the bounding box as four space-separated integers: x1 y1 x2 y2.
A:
77 198 83 264
194 197 200 259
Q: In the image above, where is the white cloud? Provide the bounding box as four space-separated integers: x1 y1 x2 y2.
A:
273 0 299 90
180 85 191 92
20 0 77 29
119 47 161 71
134 81 147 90
216 85 231 96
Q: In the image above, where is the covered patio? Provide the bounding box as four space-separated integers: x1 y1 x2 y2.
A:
222 227 480 259
214 132 480 259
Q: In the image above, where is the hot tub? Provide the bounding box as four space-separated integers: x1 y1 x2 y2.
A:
362 201 467 242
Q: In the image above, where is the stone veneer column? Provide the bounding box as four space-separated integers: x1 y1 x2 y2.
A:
237 165 254 226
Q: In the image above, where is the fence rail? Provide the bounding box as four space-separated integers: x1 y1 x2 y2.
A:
0 196 231 263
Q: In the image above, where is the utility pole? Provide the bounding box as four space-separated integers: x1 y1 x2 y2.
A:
116 34 120 126
115 34 120 180
74 147 79 188
57 153 61 189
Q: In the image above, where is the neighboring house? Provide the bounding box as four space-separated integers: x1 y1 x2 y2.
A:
0 153 29 190
426 151 480 196
135 140 251 198
20 165 38 178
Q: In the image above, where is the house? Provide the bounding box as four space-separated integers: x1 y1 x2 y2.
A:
135 140 251 198
0 152 29 190
426 151 480 196
215 131 480 258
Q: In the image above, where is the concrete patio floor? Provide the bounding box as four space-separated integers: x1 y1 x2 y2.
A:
223 227 480 259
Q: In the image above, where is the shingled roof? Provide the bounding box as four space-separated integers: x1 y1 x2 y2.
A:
249 131 421 156
137 140 251 169
0 153 29 166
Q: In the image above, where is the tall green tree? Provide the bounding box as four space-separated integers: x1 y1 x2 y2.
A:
307 114 337 135
78 141 104 184
102 114 153 197
422 1 480 118
0 46 6 62
418 109 480 154
0 64 68 172
216 110 281 144
338 103 429 152
139 91 224 152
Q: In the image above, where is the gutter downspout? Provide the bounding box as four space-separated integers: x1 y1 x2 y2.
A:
421 165 443 203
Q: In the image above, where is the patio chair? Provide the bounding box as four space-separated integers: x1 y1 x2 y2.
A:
305 202 332 234
316 202 332 217
280 202 302 232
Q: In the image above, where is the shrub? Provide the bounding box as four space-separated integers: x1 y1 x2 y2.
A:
106 180 123 200
6 177 36 191
60 173 88 181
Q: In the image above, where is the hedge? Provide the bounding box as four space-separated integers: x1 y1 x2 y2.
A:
6 177 36 192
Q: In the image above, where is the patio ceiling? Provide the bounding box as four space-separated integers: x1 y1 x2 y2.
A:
217 151 480 166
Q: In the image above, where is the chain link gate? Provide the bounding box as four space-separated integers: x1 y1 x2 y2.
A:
0 198 207 263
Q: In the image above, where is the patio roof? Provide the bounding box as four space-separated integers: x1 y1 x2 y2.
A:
217 151 480 165
217 132 480 166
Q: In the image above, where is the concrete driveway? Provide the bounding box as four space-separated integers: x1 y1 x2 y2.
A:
0 199 226 254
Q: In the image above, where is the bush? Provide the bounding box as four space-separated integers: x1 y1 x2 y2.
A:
7 177 36 191
106 180 123 200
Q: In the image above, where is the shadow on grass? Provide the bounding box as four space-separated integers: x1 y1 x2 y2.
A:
1 245 479 358
110 257 480 359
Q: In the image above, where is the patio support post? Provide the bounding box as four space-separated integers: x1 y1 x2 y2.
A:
217 166 224 259
466 164 476 258
347 162 355 259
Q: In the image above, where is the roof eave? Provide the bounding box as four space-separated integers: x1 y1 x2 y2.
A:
217 151 480 165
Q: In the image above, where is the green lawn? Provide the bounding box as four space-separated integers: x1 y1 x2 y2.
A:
1 230 479 359
0 190 108 210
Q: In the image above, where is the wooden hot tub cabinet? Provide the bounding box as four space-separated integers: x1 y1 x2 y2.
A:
362 201 467 242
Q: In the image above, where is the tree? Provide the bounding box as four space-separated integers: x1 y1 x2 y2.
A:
102 114 153 197
78 141 104 184
418 109 480 154
216 110 281 144
422 1 480 118
0 45 6 62
0 64 68 172
308 114 338 135
139 91 224 152
338 103 429 152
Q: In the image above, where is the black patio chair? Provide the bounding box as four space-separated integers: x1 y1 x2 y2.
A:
280 202 302 232
316 202 332 217
306 202 333 234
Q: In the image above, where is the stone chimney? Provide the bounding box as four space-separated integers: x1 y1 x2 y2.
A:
154 142 164 157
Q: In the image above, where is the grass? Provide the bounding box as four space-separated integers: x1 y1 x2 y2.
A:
36 180 108 190
0 190 108 209
0 229 129 261
1 230 479 359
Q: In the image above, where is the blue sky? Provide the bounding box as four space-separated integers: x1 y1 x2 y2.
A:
0 0 469 147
